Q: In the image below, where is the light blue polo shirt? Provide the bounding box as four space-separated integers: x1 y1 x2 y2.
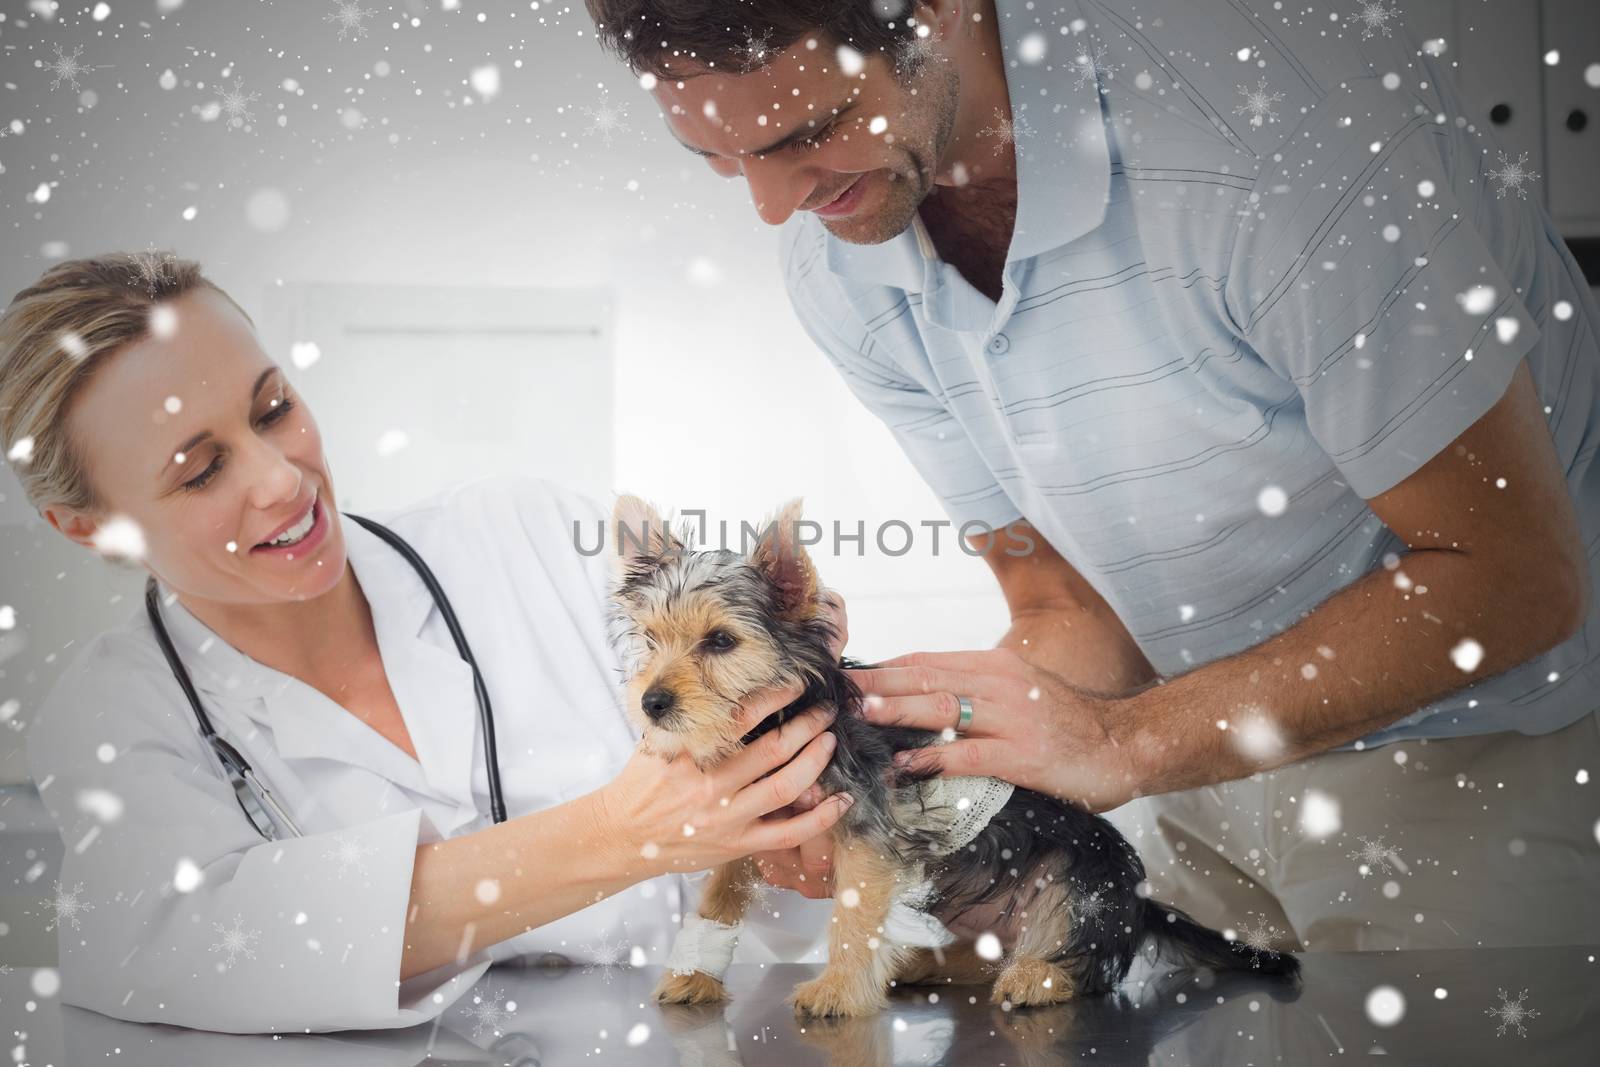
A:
782 0 1600 746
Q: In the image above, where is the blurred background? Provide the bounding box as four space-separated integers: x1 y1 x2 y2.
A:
0 0 1598 964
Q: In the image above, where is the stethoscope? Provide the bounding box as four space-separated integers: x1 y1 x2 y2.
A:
143 512 508 841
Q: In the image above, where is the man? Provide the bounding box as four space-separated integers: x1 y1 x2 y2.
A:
586 0 1600 950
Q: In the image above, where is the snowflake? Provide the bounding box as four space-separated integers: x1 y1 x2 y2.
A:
979 106 1035 157
1346 835 1403 878
46 880 93 932
1072 43 1118 94
1488 151 1539 200
1484 987 1540 1037
895 32 941 75
738 27 775 73
459 987 514 1038
1068 880 1114 929
214 78 260 131
1228 913 1286 969
324 1 376 41
48 43 89 92
322 832 378 877
738 862 781 915
1234 77 1285 128
1353 1 1401 40
580 932 634 983
127 246 177 296
581 91 630 145
209 914 261 968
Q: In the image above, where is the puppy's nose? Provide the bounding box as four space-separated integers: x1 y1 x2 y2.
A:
641 686 677 720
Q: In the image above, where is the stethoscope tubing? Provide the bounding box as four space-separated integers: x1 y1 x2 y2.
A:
143 510 507 839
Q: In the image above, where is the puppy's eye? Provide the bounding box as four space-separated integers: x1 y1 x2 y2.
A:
703 630 738 653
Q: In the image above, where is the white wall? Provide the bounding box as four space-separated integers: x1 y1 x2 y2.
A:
9 0 1599 778
0 4 1006 789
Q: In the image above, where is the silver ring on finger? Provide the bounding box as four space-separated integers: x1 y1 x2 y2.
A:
955 695 974 733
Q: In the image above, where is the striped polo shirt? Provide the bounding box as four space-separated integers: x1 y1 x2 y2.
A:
782 0 1600 745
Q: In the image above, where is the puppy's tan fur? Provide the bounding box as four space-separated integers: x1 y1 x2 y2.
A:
614 497 1077 1017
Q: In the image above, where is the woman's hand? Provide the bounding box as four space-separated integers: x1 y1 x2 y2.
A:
740 590 849 898
849 649 1147 813
594 685 854 879
749 783 839 898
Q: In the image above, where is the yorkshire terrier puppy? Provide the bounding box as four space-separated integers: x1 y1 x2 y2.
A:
608 497 1299 1018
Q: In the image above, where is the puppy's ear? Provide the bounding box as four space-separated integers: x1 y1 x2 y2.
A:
612 493 682 575
750 498 820 619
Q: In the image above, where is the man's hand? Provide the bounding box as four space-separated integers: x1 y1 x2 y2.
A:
842 363 1588 809
849 648 1148 812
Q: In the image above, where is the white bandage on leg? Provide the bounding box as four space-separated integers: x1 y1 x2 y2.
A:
885 876 957 948
656 779 1010 970
665 913 745 978
876 778 1015 951
884 902 957 948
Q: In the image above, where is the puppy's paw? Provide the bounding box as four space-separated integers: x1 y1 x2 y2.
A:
654 969 730 1005
989 957 1075 1008
790 971 888 1018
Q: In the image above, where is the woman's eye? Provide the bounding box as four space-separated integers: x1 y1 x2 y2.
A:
258 396 296 426
704 630 737 652
183 456 223 492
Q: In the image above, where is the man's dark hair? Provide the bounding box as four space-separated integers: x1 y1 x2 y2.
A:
586 0 921 77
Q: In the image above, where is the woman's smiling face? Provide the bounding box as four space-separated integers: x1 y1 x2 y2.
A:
57 287 347 605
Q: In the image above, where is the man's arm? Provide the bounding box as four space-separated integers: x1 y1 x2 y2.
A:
854 362 1589 809
981 523 1159 697
1116 359 1587 791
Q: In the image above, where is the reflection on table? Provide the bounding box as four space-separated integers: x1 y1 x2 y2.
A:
3 946 1596 1065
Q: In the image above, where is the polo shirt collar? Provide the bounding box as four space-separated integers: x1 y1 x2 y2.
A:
823 220 928 293
822 0 1111 289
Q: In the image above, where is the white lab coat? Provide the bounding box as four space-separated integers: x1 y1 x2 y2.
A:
26 476 832 1034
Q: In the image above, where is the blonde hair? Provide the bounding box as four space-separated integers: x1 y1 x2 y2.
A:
0 252 246 515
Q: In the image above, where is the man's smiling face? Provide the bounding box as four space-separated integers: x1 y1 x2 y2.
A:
649 33 960 244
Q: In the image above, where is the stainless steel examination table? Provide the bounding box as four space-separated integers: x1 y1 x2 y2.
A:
3 947 1596 1065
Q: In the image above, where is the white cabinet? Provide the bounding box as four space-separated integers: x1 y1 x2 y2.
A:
1450 0 1547 188
1401 1 1600 237
1541 0 1600 236
259 283 615 512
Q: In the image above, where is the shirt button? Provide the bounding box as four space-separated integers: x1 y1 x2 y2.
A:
986 333 1011 356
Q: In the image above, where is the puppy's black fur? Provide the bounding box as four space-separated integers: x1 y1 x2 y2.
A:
734 582 1301 994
